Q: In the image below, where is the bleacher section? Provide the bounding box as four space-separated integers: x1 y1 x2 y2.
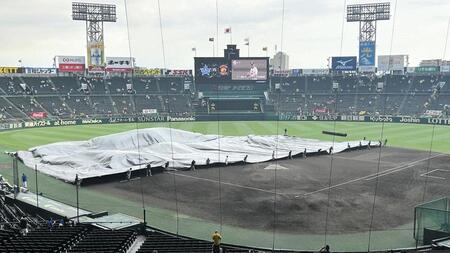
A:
0 226 87 253
68 228 136 253
0 74 449 121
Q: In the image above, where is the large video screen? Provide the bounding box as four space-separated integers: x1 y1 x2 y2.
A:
231 59 268 81
195 58 230 83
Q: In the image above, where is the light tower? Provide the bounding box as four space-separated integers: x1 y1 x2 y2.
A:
72 2 117 72
347 2 390 71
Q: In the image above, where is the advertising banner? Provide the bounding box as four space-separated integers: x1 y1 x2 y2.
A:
142 109 158 114
0 67 24 74
87 41 105 73
134 68 162 76
302 69 329 75
272 70 290 77
29 112 48 119
359 41 375 67
424 110 442 117
105 57 133 73
406 67 415 73
313 107 329 113
24 68 57 74
290 69 302 76
415 66 439 73
331 56 357 71
56 56 85 72
440 65 450 73
378 55 406 72
165 69 193 76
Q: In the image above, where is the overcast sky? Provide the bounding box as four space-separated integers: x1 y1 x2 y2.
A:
0 0 449 69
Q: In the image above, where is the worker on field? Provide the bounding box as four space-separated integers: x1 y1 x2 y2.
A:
21 173 28 189
206 157 210 166
146 164 152 177
288 150 292 159
303 148 307 158
384 138 388 146
165 161 170 170
127 168 132 181
225 156 229 166
190 160 196 171
319 244 330 253
284 128 288 136
212 230 222 253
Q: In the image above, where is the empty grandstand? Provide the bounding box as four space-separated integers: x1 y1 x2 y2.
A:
1 0 450 252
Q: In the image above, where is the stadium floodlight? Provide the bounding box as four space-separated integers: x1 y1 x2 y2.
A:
72 2 116 43
347 2 390 42
347 2 390 70
72 2 117 71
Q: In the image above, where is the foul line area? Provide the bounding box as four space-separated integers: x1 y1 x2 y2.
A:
167 153 447 198
420 169 450 180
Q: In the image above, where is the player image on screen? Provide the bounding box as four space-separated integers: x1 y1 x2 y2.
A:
231 59 267 80
248 62 258 79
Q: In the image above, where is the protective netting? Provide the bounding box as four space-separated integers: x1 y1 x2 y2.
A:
414 197 450 243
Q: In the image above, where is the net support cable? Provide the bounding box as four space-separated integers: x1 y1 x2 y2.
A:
123 0 146 223
367 1 397 250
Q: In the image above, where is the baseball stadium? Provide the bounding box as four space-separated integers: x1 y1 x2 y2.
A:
0 1 449 253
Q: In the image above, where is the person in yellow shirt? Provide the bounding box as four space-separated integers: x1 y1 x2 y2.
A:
212 230 222 253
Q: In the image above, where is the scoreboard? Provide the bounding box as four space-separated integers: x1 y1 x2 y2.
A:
195 57 268 84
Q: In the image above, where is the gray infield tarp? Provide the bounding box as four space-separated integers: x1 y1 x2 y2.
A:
17 128 377 182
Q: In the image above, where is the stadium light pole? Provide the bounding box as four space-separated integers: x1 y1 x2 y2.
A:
72 2 117 72
346 2 390 71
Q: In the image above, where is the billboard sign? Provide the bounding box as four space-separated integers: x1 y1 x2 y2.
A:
440 65 450 73
195 57 230 83
29 112 48 119
134 68 162 76
272 70 290 77
415 66 439 73
0 67 24 74
87 41 105 73
56 56 85 72
24 68 57 74
165 69 193 76
359 41 375 67
291 69 302 76
378 55 406 72
105 57 133 73
331 56 357 71
302 68 329 75
142 109 158 114
231 59 268 80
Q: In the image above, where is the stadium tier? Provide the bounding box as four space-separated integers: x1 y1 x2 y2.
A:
0 74 449 122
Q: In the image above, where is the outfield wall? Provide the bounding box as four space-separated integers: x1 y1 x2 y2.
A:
1 114 450 131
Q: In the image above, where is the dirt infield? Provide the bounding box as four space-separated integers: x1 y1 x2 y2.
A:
89 147 450 235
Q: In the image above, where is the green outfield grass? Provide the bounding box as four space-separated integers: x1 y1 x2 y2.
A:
0 121 448 251
1 121 449 153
